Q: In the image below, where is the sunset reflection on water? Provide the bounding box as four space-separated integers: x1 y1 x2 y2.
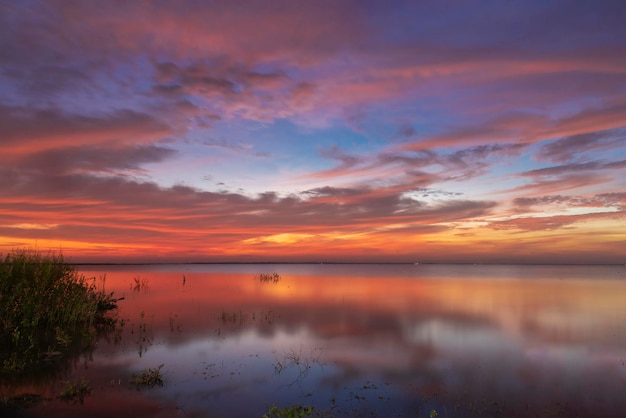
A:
17 264 626 417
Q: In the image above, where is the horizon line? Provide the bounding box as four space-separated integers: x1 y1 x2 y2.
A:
70 261 626 267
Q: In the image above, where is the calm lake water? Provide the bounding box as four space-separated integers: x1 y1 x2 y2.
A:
5 264 626 417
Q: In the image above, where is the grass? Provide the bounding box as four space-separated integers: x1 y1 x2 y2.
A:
0 248 121 376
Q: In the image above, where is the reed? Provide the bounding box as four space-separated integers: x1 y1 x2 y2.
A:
0 249 120 375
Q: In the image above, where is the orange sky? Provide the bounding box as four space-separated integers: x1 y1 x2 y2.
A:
0 1 624 263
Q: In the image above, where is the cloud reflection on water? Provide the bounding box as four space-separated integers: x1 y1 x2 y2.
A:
21 264 626 417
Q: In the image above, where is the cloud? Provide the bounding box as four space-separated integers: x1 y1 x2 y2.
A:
153 61 237 97
514 195 586 208
1 1 625 263
505 158 625 197
0 168 496 258
486 211 623 233
536 129 626 163
318 146 362 169
0 105 171 153
520 160 626 178
202 138 270 158
4 1 625 136
309 143 527 191
597 192 626 205
505 174 613 197
301 186 365 200
513 193 626 212
153 61 290 96
444 143 527 164
12 145 177 175
149 60 330 124
401 100 626 150
546 101 626 141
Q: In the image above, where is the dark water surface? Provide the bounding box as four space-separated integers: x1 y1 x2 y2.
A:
5 264 626 417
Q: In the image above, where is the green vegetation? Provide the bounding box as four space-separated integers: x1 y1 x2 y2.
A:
263 404 314 418
0 249 121 376
58 378 91 404
130 364 164 389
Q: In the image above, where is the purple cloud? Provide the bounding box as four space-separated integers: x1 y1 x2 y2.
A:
537 129 626 163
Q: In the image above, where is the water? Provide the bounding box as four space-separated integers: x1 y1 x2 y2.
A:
5 264 626 417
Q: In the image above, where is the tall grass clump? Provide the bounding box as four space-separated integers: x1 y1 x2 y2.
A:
0 249 120 376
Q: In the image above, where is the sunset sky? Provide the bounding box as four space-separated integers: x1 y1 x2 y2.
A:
1 1 625 264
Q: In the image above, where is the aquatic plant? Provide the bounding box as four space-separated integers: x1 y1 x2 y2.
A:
263 404 314 418
0 249 121 376
58 378 91 404
0 393 46 411
259 272 281 283
220 309 247 325
133 310 154 357
130 364 164 389
273 346 324 386
168 312 182 332
132 275 149 292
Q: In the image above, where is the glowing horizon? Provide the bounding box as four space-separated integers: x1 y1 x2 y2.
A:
1 1 624 264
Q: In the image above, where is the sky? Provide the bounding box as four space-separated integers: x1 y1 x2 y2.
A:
0 0 625 264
